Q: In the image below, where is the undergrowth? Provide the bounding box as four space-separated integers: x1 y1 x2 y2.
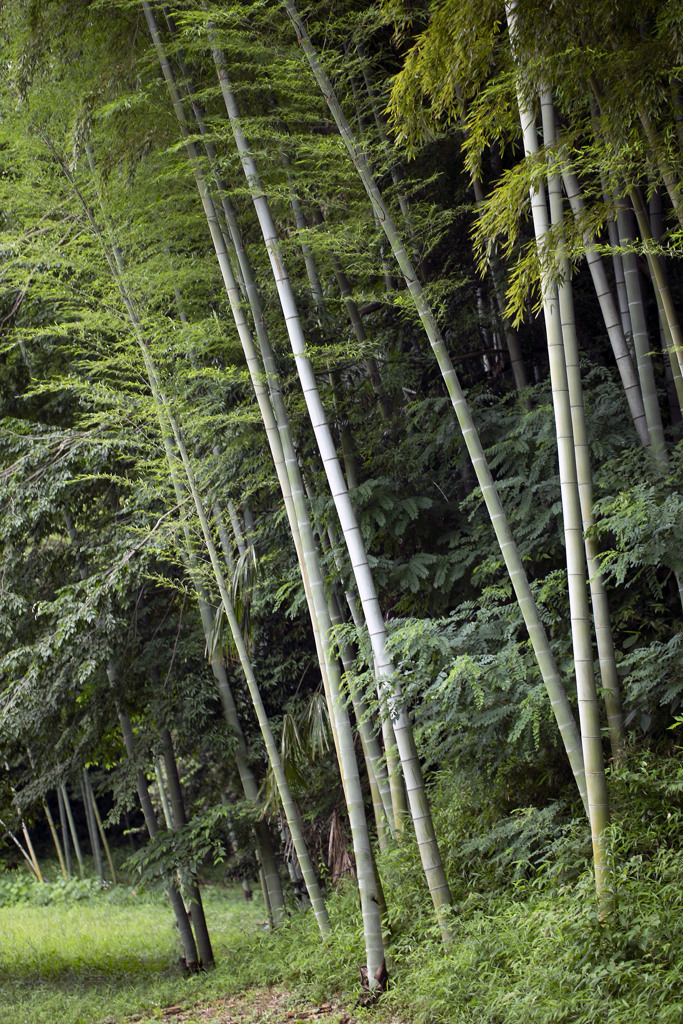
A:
1 749 682 1024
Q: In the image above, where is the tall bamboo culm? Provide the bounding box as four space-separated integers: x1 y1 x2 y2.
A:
506 7 611 913
207 27 451 943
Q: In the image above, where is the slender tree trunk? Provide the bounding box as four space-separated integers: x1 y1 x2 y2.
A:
57 785 73 877
161 728 215 968
116 699 199 970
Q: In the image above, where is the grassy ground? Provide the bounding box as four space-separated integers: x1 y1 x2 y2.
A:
0 882 284 1024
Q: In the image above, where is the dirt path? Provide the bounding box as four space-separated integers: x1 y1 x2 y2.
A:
125 987 404 1024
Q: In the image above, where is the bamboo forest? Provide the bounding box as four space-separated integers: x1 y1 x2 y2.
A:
1 1 682 1022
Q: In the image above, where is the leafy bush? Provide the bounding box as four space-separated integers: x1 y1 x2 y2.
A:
0 871 150 907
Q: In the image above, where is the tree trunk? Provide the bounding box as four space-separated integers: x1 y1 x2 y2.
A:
161 728 215 968
116 699 199 971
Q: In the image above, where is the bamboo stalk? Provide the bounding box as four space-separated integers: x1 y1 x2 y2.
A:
208 28 448 946
507 23 611 915
43 799 68 880
84 770 117 884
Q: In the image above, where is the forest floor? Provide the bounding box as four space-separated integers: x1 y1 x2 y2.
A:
0 876 401 1024
120 986 400 1024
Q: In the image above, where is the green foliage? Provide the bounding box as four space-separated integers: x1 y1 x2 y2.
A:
0 870 152 907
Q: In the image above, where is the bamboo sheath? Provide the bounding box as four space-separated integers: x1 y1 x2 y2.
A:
283 0 588 817
507 24 611 911
208 32 451 942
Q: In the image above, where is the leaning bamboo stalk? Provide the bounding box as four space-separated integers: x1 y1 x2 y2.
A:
0 819 39 878
21 823 43 881
283 0 588 816
83 133 287 922
175 55 350 770
79 139 329 933
157 418 332 937
144 5 387 974
43 799 68 880
208 31 450 941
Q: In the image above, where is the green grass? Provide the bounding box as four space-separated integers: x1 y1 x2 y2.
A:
0 882 268 1024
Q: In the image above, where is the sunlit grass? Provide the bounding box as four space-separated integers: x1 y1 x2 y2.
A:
0 883 267 1024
